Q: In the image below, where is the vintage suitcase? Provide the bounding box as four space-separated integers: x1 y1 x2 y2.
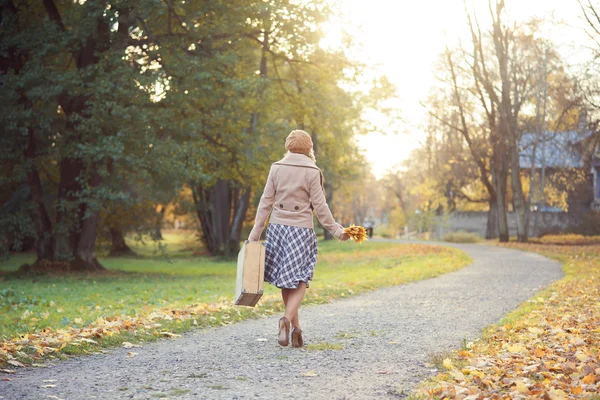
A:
234 241 266 307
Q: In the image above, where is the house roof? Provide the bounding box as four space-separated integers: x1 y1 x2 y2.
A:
519 131 592 169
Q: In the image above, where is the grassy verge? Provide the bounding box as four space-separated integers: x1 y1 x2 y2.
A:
413 242 600 399
0 237 470 368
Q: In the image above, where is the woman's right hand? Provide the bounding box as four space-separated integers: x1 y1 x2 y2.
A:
339 232 350 241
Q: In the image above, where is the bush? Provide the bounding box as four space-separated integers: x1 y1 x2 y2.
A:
376 225 397 239
531 234 600 245
443 231 481 243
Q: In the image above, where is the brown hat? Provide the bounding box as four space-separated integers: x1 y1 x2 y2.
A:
285 130 313 154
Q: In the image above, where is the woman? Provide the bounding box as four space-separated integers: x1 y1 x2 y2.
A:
248 130 349 348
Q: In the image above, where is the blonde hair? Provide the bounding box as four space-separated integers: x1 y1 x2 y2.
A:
285 149 316 162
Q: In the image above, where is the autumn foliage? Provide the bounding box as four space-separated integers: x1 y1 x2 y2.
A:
417 243 600 399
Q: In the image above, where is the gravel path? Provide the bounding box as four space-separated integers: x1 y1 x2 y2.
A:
1 242 562 400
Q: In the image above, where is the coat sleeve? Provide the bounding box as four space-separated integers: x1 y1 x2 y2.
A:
248 166 276 241
308 169 344 239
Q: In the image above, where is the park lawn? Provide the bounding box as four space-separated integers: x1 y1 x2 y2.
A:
413 242 600 399
0 239 470 368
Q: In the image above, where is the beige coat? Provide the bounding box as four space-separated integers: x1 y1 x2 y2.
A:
248 153 344 241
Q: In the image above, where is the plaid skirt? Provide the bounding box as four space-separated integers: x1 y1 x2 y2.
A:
264 223 318 289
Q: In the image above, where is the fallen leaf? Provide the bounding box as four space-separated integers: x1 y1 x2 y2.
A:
448 369 465 381
0 369 15 374
126 352 137 358
548 388 568 400
442 358 454 370
7 360 25 368
122 342 141 348
506 343 525 353
300 370 317 377
40 384 56 388
582 373 595 384
534 347 546 357
79 338 98 345
255 338 268 342
515 380 530 394
2 377 12 381
159 331 181 338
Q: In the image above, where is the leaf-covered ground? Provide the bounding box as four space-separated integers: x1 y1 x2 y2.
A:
414 242 600 399
0 240 469 370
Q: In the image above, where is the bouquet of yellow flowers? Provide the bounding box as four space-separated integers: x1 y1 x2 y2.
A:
344 225 368 243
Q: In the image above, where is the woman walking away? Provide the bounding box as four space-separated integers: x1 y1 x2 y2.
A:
248 130 349 348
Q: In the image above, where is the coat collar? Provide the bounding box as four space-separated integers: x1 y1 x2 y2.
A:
276 152 318 168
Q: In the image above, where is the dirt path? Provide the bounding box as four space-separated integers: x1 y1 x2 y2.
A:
0 242 562 399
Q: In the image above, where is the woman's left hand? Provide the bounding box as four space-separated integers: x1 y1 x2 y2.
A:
339 232 350 241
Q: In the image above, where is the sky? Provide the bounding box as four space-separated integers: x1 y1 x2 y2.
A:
322 0 594 179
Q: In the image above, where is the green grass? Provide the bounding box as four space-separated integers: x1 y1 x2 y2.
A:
0 235 470 364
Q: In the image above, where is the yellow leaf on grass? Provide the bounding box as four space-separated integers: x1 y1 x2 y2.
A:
575 352 589 362
448 369 465 381
534 347 546 357
527 327 543 335
506 343 525 353
582 373 596 384
442 358 454 370
462 369 484 378
571 386 583 394
515 380 530 394
548 388 568 400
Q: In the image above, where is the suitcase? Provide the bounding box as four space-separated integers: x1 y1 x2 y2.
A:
234 241 266 306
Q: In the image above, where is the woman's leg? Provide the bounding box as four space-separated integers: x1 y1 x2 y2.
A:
283 282 306 328
281 288 290 306
281 288 299 327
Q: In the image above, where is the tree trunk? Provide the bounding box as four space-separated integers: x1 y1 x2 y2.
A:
509 139 528 242
109 227 136 256
229 186 251 253
486 196 499 239
322 179 334 240
193 180 249 256
52 158 105 270
72 207 103 271
25 128 53 260
151 205 165 241
492 151 510 242
54 157 84 260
